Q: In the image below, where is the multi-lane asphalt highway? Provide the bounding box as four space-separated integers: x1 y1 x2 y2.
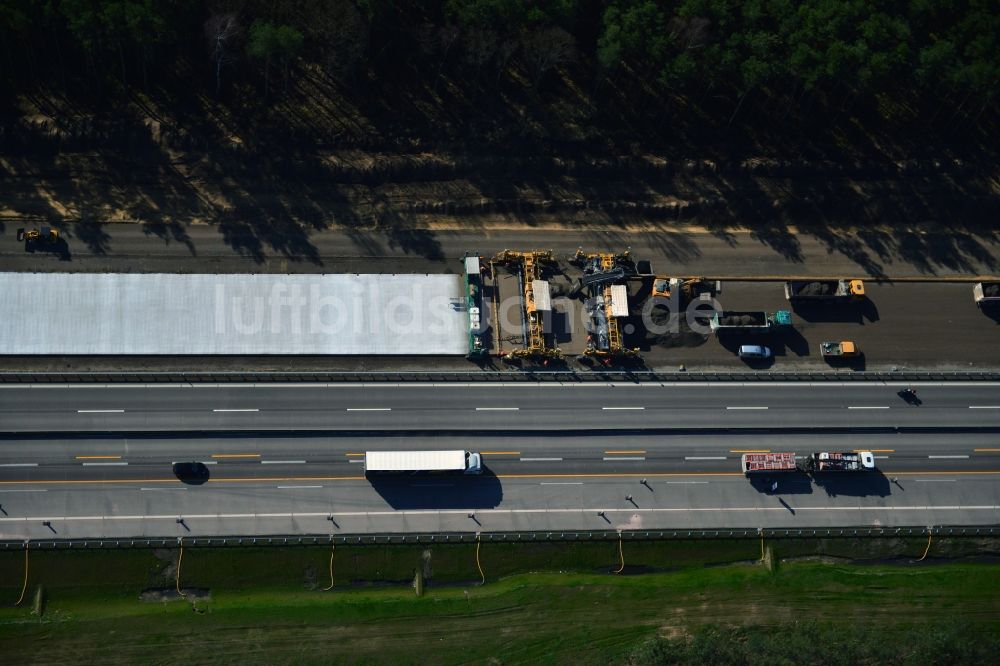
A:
3 382 1000 432
1 382 998 540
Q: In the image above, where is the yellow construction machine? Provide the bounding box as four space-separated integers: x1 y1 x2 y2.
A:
17 227 60 247
492 249 562 361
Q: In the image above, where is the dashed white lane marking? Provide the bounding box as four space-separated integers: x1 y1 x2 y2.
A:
77 409 124 414
82 462 128 466
520 457 563 462
685 456 727 460
14 381 1000 389
346 408 391 412
847 406 890 410
665 481 710 484
141 487 187 491
276 485 323 489
170 461 218 466
928 455 969 459
602 406 645 410
969 405 1000 409
540 482 583 485
914 479 958 482
0 463 38 467
212 408 259 412
475 407 519 411
726 406 768 410
261 460 306 465
875 456 891 459
0 489 46 493
348 459 365 464
603 456 645 461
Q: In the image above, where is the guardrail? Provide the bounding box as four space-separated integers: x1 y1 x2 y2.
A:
1 370 999 383
2 525 997 550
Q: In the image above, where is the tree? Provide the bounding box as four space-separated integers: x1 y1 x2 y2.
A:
247 21 304 96
204 13 239 97
520 26 575 87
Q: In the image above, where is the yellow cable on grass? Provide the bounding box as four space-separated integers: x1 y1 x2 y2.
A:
613 532 625 574
14 547 28 606
475 535 485 585
760 531 765 561
175 542 186 597
916 532 933 562
322 543 336 591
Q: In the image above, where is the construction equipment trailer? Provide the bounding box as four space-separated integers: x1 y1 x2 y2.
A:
974 282 1000 308
711 310 791 333
741 452 798 474
784 279 865 303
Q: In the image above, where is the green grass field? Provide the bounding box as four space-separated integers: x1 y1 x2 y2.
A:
1 539 998 664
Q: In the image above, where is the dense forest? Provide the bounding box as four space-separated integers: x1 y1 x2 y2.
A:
0 0 996 150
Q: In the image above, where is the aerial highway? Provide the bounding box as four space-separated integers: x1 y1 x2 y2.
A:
1 415 998 540
2 382 1000 432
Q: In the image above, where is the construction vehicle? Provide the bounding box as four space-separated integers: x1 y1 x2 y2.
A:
784 279 864 303
804 451 875 473
651 277 720 303
574 249 639 359
464 254 490 359
973 282 1000 308
820 341 861 357
741 452 797 474
16 227 60 247
364 450 483 475
710 310 791 333
492 249 562 360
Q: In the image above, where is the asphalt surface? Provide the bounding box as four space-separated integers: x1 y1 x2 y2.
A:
4 225 999 279
0 383 998 539
3 382 1000 432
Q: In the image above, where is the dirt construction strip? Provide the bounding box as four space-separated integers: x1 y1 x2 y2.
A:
3 223 1000 279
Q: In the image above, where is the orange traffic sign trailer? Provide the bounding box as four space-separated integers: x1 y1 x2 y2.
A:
741 452 797 474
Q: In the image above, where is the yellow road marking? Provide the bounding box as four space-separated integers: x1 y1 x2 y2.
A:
974 448 1000 452
604 450 646 455
345 453 365 457
481 451 521 455
210 453 261 459
856 449 894 453
730 449 770 453
75 455 122 460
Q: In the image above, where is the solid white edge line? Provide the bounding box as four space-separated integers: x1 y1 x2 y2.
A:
475 407 519 411
969 405 1000 409
7 504 999 522
346 408 391 412
276 485 323 489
